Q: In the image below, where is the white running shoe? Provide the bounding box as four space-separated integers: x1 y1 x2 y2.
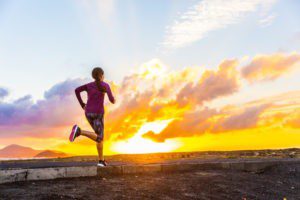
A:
97 160 107 167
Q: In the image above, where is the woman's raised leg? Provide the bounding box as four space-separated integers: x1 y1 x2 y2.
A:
80 130 98 142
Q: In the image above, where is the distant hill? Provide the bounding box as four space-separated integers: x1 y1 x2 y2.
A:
34 150 68 158
0 144 43 158
0 144 69 159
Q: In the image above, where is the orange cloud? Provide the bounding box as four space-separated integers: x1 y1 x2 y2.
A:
176 60 240 106
211 104 270 133
241 52 300 82
284 109 300 129
143 107 217 142
143 90 300 143
104 59 241 141
143 104 270 142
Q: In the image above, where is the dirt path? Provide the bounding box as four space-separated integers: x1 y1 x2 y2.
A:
1 163 299 200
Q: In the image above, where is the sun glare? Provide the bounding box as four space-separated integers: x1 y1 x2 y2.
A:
111 119 181 154
139 59 167 78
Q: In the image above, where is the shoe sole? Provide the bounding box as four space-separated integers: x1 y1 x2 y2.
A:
69 125 78 142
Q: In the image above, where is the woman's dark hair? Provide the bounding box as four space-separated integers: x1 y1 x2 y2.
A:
92 67 106 93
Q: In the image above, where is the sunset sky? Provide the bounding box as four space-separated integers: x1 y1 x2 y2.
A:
0 0 300 155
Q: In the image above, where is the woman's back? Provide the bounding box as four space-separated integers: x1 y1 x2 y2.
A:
75 81 114 114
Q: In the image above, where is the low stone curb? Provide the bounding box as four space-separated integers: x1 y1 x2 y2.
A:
0 166 97 184
1 159 299 184
102 160 293 175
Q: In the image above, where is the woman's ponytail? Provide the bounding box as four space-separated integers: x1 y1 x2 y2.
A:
92 67 106 93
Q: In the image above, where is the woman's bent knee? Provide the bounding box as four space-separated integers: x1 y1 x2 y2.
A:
95 135 103 143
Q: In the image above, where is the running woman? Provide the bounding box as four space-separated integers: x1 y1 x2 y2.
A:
69 67 115 167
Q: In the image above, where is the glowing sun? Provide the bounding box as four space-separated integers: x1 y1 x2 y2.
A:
111 119 180 154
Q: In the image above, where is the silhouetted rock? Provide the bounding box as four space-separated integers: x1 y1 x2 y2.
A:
34 150 68 158
0 144 42 158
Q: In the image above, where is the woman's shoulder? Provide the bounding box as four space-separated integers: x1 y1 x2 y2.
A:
86 81 110 88
85 81 96 86
100 81 110 87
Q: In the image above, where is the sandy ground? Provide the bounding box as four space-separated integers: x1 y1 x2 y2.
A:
0 162 299 200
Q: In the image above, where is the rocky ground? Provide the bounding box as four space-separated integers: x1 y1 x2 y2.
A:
0 161 299 200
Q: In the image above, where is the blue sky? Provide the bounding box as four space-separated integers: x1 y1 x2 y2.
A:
0 0 299 101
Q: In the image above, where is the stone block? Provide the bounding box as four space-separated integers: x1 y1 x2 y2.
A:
120 164 161 174
27 167 66 181
220 162 231 169
98 165 123 176
140 164 161 173
196 163 223 170
0 169 28 184
66 166 97 177
122 165 143 174
161 163 202 172
229 162 245 170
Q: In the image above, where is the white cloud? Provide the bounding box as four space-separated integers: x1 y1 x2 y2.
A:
162 0 277 49
259 14 276 27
